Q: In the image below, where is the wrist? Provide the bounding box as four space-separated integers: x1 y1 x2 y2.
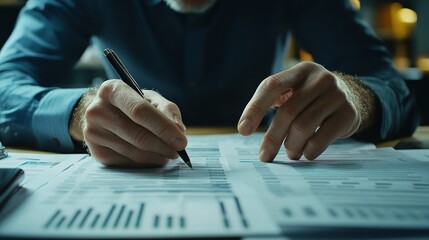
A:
333 71 377 133
69 87 97 141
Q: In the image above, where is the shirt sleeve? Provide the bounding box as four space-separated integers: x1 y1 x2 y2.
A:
0 0 92 152
288 0 419 142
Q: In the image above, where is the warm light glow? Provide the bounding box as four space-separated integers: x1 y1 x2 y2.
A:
398 8 417 24
417 57 429 73
350 0 360 10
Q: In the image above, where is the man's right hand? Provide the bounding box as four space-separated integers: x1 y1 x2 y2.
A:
69 80 187 167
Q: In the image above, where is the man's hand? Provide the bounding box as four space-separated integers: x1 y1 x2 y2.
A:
69 80 187 167
237 61 376 162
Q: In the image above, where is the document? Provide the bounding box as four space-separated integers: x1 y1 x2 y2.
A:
0 139 279 238
220 135 429 231
399 149 429 162
0 153 87 190
0 133 428 238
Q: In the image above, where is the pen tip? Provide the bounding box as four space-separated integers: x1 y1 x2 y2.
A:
178 149 192 169
186 161 193 169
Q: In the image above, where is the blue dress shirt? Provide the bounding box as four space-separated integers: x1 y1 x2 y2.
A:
0 0 419 152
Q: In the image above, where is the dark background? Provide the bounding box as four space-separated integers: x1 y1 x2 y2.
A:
1 0 428 124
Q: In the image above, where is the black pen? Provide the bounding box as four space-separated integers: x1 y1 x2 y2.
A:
103 48 192 169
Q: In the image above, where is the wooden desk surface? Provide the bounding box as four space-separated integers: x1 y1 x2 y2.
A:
185 126 238 135
8 126 429 153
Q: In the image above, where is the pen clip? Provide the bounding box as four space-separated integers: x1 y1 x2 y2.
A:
103 48 146 99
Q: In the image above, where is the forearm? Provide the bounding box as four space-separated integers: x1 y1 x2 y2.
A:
0 70 87 151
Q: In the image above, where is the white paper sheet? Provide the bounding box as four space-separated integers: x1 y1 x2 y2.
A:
0 152 87 190
399 149 429 162
1 133 428 238
220 135 429 231
0 140 279 238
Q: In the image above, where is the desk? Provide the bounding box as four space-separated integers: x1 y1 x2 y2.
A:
2 126 429 239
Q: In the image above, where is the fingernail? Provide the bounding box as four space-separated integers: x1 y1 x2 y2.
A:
238 119 253 135
259 150 273 162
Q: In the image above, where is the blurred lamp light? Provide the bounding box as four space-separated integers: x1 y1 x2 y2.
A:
398 8 417 24
417 56 429 73
350 0 360 10
377 3 417 40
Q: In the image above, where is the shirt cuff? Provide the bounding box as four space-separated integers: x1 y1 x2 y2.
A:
32 88 87 152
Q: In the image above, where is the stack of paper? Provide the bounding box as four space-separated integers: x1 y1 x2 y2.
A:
0 133 428 238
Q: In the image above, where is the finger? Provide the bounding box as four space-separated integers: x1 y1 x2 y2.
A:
98 80 187 150
84 120 169 165
85 101 178 158
238 62 321 135
283 88 344 160
145 90 186 132
259 71 333 162
88 143 169 168
302 108 356 160
271 89 293 108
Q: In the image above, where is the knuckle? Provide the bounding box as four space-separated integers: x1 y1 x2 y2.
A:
246 103 265 117
85 102 104 120
319 71 335 81
300 61 315 67
263 133 282 147
156 124 171 140
291 119 313 136
318 72 337 88
98 80 117 100
263 75 284 92
133 128 153 147
163 101 179 113
130 102 149 121
82 126 97 140
299 61 320 71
